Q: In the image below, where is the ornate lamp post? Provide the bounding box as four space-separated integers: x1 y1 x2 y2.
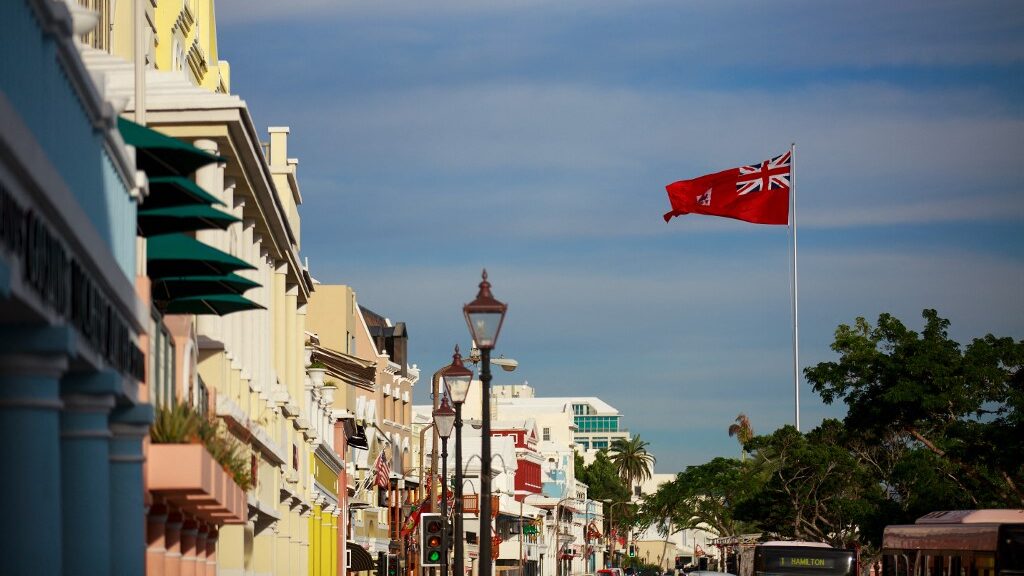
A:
434 397 457 576
463 270 507 576
443 346 473 576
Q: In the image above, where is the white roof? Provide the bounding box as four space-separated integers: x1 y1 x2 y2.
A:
496 396 621 414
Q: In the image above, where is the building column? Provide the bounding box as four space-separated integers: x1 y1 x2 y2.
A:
195 524 209 574
147 503 169 576
322 504 337 576
205 529 218 576
165 509 184 576
276 500 292 575
0 351 68 575
180 519 199 576
111 404 154 576
60 371 124 575
311 505 322 576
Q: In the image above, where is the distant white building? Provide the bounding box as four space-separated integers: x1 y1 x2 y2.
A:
493 384 630 464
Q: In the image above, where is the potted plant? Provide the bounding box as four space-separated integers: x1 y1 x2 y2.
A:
307 360 327 387
322 379 338 404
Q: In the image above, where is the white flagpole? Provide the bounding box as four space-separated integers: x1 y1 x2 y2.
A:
790 142 800 432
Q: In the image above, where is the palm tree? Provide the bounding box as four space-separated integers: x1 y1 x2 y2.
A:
727 413 754 459
609 436 656 497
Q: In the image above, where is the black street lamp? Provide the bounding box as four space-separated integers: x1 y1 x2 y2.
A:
443 346 474 576
434 396 457 576
463 270 507 576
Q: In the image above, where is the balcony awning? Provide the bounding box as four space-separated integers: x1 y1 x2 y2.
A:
147 234 255 278
145 176 226 208
164 294 265 316
138 204 241 236
152 273 259 301
118 117 225 177
346 424 369 450
346 542 377 572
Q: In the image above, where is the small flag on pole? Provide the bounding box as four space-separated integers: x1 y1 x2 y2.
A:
374 449 391 489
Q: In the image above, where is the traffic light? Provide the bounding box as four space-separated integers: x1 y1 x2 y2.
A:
628 544 636 558
387 554 398 576
421 513 445 567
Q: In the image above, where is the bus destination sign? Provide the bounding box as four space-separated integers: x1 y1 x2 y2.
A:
777 557 837 569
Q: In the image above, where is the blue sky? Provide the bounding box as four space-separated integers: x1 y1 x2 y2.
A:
216 0 1024 472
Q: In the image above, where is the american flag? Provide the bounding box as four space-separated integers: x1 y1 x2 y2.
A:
736 150 791 196
374 450 391 489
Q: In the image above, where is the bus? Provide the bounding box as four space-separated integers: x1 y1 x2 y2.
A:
882 510 1024 576
737 542 856 576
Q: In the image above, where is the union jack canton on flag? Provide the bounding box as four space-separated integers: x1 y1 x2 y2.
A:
736 150 792 196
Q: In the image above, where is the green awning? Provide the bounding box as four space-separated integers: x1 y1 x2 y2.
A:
152 273 260 301
145 176 226 208
147 234 255 278
118 117 225 177
138 204 241 236
163 294 265 316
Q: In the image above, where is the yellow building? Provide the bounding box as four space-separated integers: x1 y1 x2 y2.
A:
77 0 339 574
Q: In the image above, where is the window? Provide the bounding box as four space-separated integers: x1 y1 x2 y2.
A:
543 427 551 441
149 310 176 407
194 377 209 418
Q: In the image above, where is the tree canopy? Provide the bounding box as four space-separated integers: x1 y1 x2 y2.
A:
637 457 762 537
634 309 1022 575
805 309 1023 506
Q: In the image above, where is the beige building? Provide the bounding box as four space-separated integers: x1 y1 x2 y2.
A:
307 285 420 575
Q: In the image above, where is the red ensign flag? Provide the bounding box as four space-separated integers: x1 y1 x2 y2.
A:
664 151 791 225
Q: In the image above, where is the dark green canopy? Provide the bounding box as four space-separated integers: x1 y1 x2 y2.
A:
151 273 260 301
118 117 225 177
346 542 377 572
145 176 227 208
138 204 241 237
146 234 255 278
164 294 264 316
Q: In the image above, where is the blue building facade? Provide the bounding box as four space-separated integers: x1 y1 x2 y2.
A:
0 1 151 573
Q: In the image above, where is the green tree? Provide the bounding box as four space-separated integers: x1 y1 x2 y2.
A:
739 421 886 549
578 450 632 503
576 450 631 537
805 309 1024 505
609 436 657 496
638 457 762 537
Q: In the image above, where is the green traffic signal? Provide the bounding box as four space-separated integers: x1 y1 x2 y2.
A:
420 513 446 567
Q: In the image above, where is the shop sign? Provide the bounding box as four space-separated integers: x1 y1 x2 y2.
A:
1 181 145 380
